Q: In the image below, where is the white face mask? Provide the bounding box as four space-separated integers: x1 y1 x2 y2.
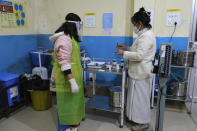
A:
134 26 139 34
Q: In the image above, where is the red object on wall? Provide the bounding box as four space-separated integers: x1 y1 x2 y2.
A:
0 5 13 13
0 5 4 12
6 5 13 13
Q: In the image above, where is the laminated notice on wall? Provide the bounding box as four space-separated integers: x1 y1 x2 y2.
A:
102 13 113 35
102 13 113 29
85 13 96 28
0 1 16 27
166 9 181 26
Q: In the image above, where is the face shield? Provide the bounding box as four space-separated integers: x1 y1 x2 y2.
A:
66 20 83 40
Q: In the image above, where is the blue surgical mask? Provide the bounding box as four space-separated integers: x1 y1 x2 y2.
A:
134 26 139 34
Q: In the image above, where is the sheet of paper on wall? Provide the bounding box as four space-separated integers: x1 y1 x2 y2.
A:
9 13 16 27
103 28 112 35
0 1 16 27
147 10 154 25
0 13 2 26
102 13 113 35
180 19 187 26
85 13 96 28
166 9 181 27
1 13 9 27
102 13 113 29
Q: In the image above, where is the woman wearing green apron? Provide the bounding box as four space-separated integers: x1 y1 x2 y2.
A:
49 13 85 131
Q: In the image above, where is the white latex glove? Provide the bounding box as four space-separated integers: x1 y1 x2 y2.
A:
82 57 91 61
69 78 79 94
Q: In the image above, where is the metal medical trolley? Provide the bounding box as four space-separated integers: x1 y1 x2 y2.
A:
84 66 126 128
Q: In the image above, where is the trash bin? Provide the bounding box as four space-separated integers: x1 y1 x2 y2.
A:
28 75 52 111
30 90 52 111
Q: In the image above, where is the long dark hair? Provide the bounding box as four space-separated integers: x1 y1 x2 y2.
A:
131 7 152 29
55 13 81 42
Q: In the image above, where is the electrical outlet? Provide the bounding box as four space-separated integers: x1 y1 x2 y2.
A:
166 12 180 26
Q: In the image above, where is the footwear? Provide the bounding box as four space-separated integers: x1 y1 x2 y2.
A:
126 120 137 129
63 128 71 131
131 124 149 131
70 127 78 131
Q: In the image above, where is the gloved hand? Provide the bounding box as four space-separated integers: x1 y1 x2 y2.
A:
69 78 79 94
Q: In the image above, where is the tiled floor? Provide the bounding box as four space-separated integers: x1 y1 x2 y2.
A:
0 102 197 131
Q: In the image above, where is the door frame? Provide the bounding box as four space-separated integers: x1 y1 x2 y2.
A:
190 0 197 43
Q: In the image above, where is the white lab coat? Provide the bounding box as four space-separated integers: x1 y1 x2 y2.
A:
124 28 156 80
124 28 156 124
126 77 152 124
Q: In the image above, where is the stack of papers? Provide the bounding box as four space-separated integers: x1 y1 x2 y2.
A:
87 62 105 69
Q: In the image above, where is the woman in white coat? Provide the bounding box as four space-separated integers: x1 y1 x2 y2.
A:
116 7 156 131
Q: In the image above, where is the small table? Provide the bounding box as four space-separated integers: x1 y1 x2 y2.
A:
84 67 126 128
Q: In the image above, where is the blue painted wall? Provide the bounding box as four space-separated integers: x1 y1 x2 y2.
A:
38 35 189 61
37 34 54 48
0 34 188 82
133 37 189 51
81 36 132 84
37 34 132 85
0 35 37 74
37 34 133 58
37 34 188 84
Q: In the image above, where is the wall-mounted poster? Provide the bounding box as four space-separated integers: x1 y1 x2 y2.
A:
14 2 26 27
0 1 15 27
0 1 27 27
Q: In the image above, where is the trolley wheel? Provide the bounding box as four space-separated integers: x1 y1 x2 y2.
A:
119 125 123 128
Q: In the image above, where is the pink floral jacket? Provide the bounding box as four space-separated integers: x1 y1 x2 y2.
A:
49 32 73 92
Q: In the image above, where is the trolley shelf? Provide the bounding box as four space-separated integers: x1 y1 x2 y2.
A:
171 65 195 69
83 68 122 75
154 95 186 102
83 64 126 127
85 80 118 87
86 95 121 113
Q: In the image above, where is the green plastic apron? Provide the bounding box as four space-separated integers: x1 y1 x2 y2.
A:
53 38 85 125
